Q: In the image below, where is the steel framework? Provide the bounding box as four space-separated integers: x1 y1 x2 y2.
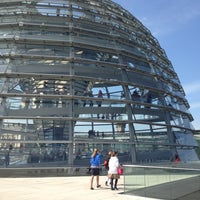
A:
0 0 198 167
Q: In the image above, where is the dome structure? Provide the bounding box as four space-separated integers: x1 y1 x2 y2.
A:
0 0 198 167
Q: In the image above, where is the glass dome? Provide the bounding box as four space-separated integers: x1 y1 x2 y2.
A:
0 0 198 167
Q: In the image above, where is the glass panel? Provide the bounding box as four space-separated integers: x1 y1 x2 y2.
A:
124 165 200 199
1 143 69 167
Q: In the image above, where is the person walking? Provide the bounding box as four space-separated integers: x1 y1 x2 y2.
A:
90 148 101 190
104 150 112 186
108 151 120 190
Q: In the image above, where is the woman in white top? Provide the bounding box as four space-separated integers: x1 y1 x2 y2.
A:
108 151 120 190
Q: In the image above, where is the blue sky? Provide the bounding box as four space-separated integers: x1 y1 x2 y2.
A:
113 0 200 130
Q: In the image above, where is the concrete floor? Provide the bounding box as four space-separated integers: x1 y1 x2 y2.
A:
0 176 159 200
0 175 199 200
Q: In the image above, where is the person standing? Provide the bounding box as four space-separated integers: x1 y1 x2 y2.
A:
97 90 103 107
90 148 101 190
108 151 120 190
5 151 10 167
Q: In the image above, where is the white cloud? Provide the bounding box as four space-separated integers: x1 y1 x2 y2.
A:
192 120 200 130
190 112 200 130
138 1 200 37
114 0 200 37
190 102 200 109
189 104 200 129
183 82 200 95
